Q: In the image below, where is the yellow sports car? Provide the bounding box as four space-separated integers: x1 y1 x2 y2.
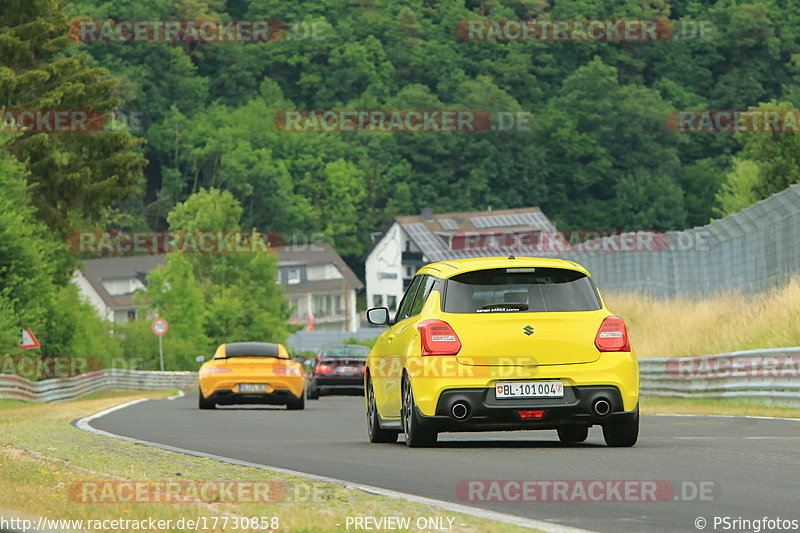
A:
198 342 305 410
364 256 639 447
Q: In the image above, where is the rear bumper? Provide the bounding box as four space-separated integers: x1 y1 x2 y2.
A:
310 377 364 387
199 374 305 400
415 385 628 431
309 377 364 396
408 353 639 416
207 388 301 405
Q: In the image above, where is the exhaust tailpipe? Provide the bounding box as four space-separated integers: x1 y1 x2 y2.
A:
592 398 611 417
450 401 470 421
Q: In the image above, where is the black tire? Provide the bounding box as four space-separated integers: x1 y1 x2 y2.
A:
307 384 320 400
602 407 639 447
402 377 437 447
557 425 589 443
366 377 399 443
198 388 215 410
287 392 305 410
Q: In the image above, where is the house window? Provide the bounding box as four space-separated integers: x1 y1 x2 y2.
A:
405 266 413 277
313 294 343 317
127 310 136 320
287 268 301 285
373 294 383 307
387 295 397 311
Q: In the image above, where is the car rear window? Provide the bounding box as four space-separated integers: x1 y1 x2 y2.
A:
318 345 369 358
225 342 281 357
443 267 601 313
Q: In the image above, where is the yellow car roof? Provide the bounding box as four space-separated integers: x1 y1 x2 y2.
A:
417 256 590 279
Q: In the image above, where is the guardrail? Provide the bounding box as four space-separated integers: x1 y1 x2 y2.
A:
1 348 798 405
0 369 197 402
639 347 800 407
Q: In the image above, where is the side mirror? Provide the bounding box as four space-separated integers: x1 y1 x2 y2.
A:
195 355 206 363
366 307 391 326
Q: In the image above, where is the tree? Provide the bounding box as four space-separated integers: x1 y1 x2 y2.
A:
0 134 120 360
715 158 762 216
1 0 146 238
537 57 684 229
142 189 292 369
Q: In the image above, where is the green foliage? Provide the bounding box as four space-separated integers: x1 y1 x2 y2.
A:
140 189 291 370
0 135 120 360
52 0 800 245
715 158 763 217
0 0 146 238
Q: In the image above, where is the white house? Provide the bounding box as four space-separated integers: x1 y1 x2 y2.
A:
365 206 556 311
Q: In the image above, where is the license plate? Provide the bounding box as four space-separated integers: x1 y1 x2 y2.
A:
337 366 358 374
495 381 564 399
239 384 267 392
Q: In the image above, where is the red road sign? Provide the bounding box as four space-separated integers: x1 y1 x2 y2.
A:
19 328 40 349
152 318 169 336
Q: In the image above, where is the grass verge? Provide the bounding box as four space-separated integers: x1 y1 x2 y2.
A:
0 391 537 533
641 395 800 418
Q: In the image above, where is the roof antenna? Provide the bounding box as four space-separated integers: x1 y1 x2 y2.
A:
508 254 515 260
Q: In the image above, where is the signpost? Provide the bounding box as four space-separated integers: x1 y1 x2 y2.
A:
151 318 168 371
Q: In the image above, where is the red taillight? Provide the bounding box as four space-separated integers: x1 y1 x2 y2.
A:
315 363 333 374
417 319 462 356
517 410 545 419
206 368 233 374
595 315 630 352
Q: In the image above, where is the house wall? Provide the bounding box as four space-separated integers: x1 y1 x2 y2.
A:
287 289 359 333
71 271 113 322
365 223 405 311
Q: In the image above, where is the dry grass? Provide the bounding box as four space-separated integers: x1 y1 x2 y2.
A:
603 277 800 358
0 391 536 533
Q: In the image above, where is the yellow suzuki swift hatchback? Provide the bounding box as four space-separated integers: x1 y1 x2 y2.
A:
364 256 639 447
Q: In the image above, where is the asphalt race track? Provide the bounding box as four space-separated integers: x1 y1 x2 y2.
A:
88 395 800 533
